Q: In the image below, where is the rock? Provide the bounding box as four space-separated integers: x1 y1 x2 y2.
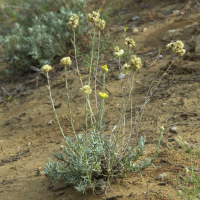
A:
156 173 167 181
169 126 178 134
162 29 183 41
143 27 148 32
131 16 139 21
163 22 199 41
115 73 126 80
132 28 139 33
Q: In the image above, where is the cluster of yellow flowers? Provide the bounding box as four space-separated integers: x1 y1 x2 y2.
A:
121 55 142 74
166 40 186 56
129 55 142 71
101 65 108 73
60 57 72 66
113 46 124 58
80 85 92 95
125 37 135 49
99 92 108 99
68 13 79 29
41 64 52 73
121 63 130 74
87 11 106 30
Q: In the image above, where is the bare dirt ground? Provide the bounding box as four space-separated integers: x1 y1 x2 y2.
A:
1 0 200 199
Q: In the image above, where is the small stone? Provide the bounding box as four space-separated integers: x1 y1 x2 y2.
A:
156 173 167 181
173 10 179 13
27 142 31 146
169 127 178 134
132 28 139 33
115 73 126 80
143 27 148 32
48 120 53 125
131 16 139 21
67 70 73 75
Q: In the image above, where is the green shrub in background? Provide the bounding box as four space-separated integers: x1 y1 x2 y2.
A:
0 0 89 74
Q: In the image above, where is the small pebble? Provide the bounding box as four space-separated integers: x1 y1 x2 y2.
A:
169 127 178 134
131 16 139 21
27 142 31 146
143 27 148 32
173 10 179 13
115 73 126 80
156 173 167 180
132 28 139 33
48 120 53 125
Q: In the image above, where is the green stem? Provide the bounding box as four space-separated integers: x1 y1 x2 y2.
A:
88 28 96 85
94 30 101 109
65 66 77 138
46 72 77 156
73 30 83 86
46 72 65 138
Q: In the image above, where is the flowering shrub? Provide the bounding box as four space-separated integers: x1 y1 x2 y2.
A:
40 10 173 194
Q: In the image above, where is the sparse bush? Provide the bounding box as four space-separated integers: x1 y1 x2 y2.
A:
41 10 168 194
0 0 89 74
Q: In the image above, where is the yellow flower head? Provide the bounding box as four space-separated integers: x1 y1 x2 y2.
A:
125 37 135 48
98 9 102 12
41 65 52 73
80 85 92 95
60 57 72 66
87 11 105 30
99 92 108 99
124 27 128 32
121 63 130 74
128 55 142 71
101 65 108 73
166 40 186 56
68 13 79 29
113 46 124 58
92 11 100 18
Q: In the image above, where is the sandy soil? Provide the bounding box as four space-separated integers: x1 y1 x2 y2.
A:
1 0 200 199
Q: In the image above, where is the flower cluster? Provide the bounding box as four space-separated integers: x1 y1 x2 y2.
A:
80 85 92 95
113 46 124 57
121 63 130 74
68 13 79 29
99 92 108 99
60 57 72 66
101 65 108 73
121 55 142 74
128 55 142 71
166 40 186 56
41 64 52 73
87 11 106 30
125 37 135 48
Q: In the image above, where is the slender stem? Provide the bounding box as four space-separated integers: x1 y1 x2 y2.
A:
46 72 65 138
85 96 88 135
65 66 77 137
88 28 96 85
46 72 79 156
73 30 83 86
95 30 101 109
99 72 106 129
116 73 135 140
